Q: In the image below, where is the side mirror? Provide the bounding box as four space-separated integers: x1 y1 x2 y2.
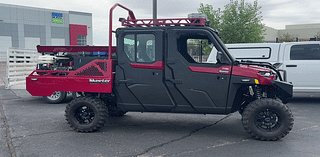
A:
216 51 229 64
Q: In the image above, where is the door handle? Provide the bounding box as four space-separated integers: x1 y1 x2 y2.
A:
286 65 297 67
152 71 160 76
219 70 229 74
165 77 182 84
116 79 132 85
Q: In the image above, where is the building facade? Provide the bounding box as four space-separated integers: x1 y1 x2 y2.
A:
0 3 93 52
264 23 320 43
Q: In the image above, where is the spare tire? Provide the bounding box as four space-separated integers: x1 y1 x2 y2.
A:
42 91 67 104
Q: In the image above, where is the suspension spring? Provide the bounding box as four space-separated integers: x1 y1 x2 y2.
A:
255 85 262 99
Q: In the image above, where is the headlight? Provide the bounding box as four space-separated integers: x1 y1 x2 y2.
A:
258 71 272 77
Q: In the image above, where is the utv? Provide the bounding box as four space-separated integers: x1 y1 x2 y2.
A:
27 3 293 141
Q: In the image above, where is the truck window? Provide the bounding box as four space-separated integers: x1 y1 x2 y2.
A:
177 33 217 64
124 34 156 63
228 47 271 59
290 44 320 60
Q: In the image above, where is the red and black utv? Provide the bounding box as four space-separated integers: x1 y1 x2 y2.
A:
27 3 293 141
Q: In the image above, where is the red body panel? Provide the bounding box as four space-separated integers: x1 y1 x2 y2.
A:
188 66 232 75
188 65 274 86
36 46 117 53
130 61 164 70
232 65 274 86
27 59 115 96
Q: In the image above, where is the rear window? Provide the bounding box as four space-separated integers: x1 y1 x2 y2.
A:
228 47 271 59
290 44 320 60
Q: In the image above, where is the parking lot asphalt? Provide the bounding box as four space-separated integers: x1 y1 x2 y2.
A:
0 86 320 157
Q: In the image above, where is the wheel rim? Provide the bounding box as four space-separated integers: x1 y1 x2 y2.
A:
47 91 61 100
254 109 281 132
74 105 95 124
75 92 82 97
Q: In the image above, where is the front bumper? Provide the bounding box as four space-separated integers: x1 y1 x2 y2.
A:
271 80 293 103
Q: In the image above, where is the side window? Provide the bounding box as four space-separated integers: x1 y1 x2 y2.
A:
177 33 221 64
124 34 156 63
187 39 214 63
124 34 135 61
228 47 271 59
290 44 320 60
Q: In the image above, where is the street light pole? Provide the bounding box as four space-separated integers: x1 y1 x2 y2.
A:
153 0 157 20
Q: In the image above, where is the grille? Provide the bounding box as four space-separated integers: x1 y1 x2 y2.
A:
96 62 107 72
75 66 103 76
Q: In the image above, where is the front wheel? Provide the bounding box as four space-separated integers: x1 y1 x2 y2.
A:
65 97 108 132
42 91 67 104
242 98 294 141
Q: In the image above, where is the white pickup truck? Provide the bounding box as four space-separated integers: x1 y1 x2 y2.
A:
207 41 320 95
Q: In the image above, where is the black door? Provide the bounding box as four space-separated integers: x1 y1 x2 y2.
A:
165 28 232 114
115 29 174 112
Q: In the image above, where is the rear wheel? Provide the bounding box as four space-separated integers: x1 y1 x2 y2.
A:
65 97 108 132
42 91 67 104
242 98 294 141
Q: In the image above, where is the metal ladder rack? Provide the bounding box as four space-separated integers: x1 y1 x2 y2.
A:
121 18 207 27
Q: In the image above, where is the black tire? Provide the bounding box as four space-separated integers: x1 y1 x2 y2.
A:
108 108 127 117
65 97 108 132
242 98 294 141
42 91 67 104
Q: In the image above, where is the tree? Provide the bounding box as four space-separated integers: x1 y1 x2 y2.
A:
198 3 222 32
278 33 297 42
198 0 265 44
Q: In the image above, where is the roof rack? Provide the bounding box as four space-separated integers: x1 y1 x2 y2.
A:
121 18 206 27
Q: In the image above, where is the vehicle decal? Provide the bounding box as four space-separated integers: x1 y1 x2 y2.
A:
188 66 232 75
130 61 164 70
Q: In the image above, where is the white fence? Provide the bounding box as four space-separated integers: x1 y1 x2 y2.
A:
0 51 6 62
5 48 39 89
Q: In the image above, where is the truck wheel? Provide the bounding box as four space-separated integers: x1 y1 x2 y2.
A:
108 109 127 117
65 97 108 132
42 91 67 104
242 98 294 141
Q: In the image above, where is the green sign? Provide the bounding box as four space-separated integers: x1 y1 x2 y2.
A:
52 19 63 23
52 12 63 24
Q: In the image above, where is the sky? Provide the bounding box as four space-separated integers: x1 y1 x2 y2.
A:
1 0 320 45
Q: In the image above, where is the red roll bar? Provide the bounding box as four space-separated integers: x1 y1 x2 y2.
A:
108 3 136 59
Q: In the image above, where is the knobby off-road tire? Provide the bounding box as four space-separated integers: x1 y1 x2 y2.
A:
65 97 108 132
242 98 294 141
43 91 67 104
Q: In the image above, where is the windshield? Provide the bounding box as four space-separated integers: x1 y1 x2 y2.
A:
207 28 235 62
